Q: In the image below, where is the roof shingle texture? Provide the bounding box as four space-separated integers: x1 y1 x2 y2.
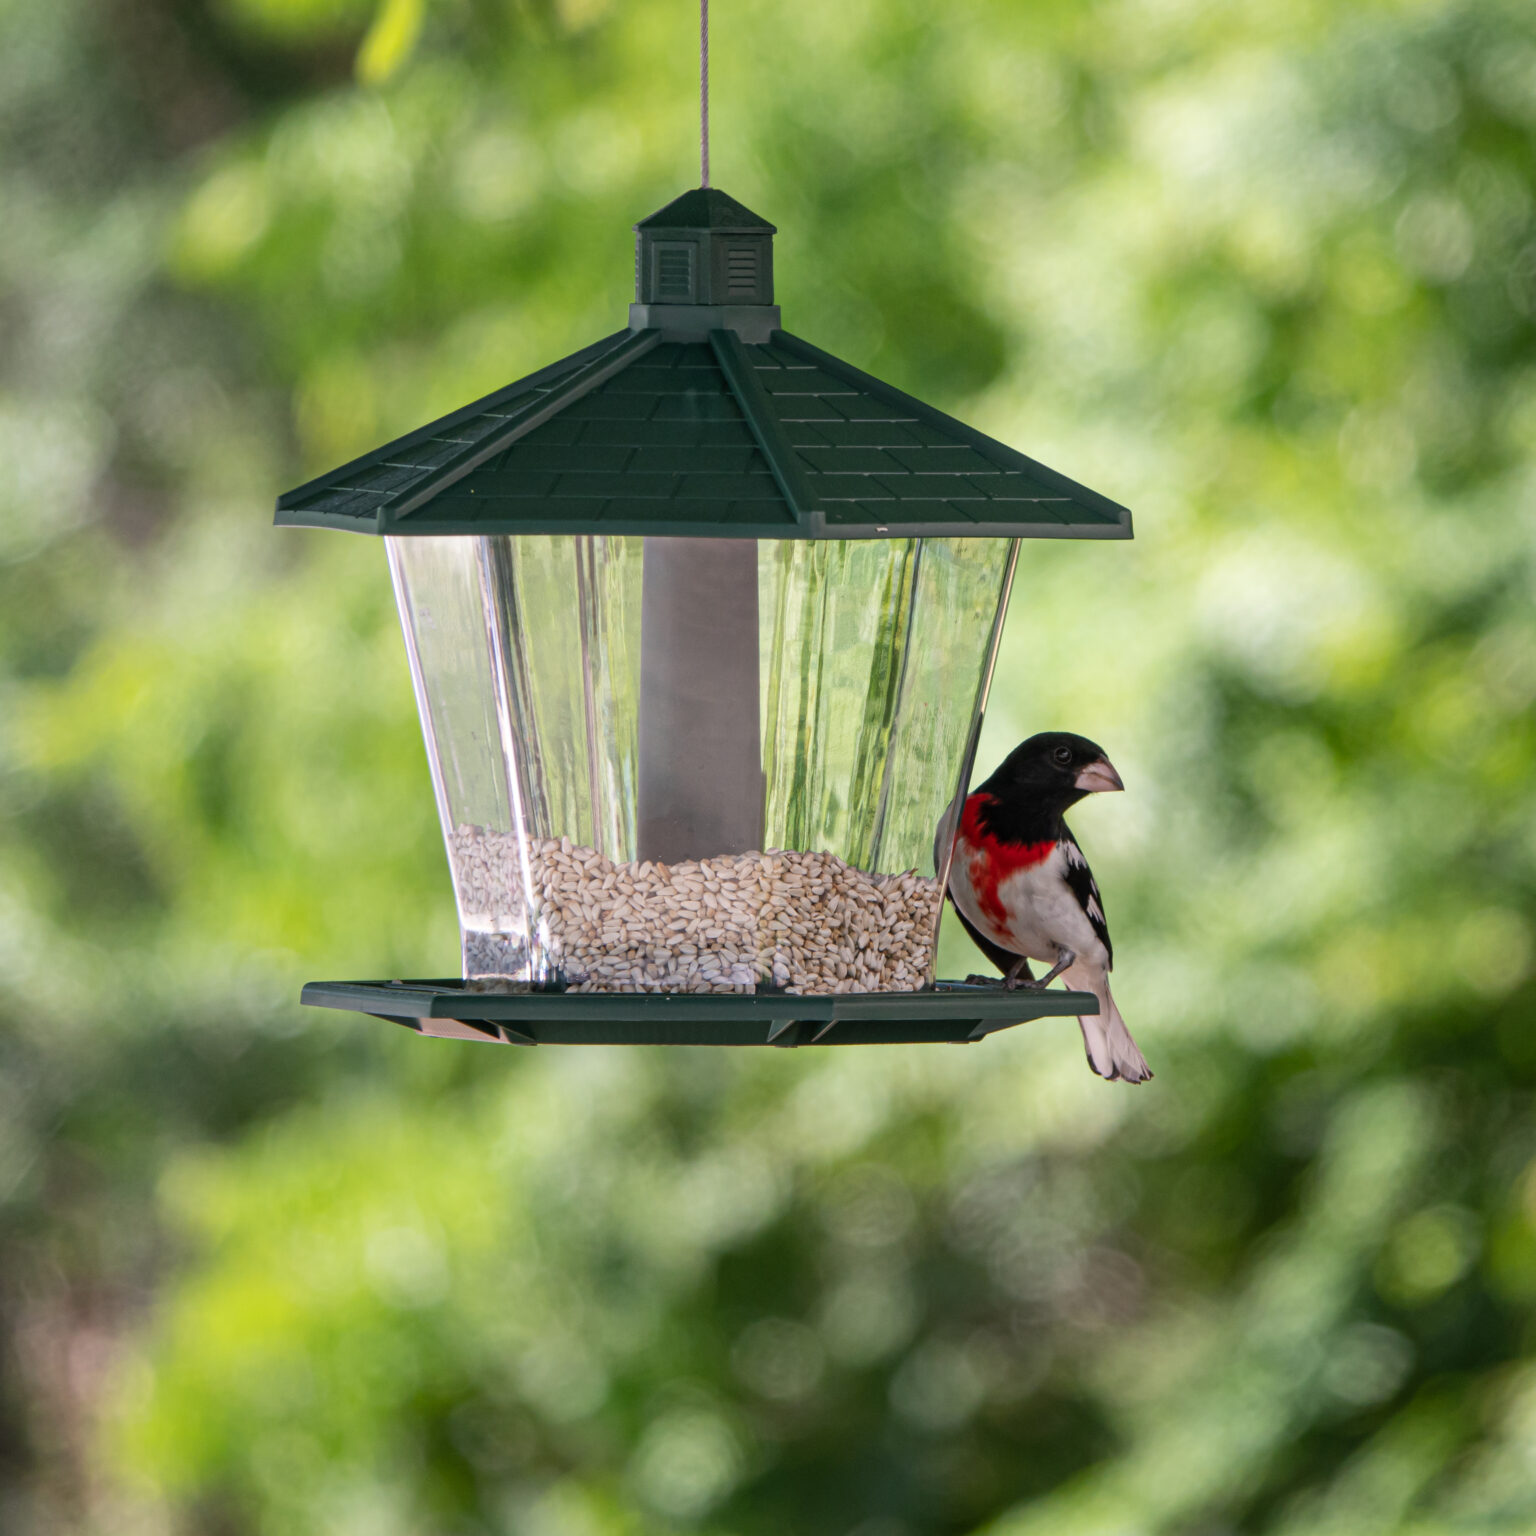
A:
276 330 1130 540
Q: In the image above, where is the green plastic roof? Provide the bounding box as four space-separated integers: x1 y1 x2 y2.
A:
275 327 1131 540
635 186 775 232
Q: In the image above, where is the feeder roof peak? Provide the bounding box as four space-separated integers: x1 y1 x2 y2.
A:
636 187 776 233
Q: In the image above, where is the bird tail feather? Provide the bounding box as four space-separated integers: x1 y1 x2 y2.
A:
1072 973 1152 1084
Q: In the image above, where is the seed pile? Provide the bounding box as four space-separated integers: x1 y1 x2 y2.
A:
450 825 941 994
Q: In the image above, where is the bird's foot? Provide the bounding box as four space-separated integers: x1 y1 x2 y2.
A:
1002 954 1044 991
1024 947 1076 990
963 973 1002 987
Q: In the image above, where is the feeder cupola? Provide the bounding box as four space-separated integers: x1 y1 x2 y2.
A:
631 187 779 340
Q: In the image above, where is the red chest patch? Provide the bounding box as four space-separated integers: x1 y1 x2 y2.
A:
957 794 1055 931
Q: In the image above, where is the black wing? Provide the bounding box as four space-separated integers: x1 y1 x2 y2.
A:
1060 826 1112 969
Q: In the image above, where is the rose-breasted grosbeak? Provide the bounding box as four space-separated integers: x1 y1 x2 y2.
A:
943 732 1151 1083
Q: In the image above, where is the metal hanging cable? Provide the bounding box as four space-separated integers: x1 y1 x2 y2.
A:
700 0 710 187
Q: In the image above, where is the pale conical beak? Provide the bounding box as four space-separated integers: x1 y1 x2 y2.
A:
1075 756 1124 793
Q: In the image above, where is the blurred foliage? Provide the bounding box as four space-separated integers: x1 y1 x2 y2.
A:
3 0 1536 1531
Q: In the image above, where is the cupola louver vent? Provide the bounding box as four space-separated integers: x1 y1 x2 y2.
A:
655 244 695 300
725 244 759 298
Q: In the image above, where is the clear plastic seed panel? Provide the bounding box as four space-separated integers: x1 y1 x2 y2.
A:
388 533 1014 994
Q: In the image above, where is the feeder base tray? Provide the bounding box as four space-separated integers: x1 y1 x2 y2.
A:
299 979 1097 1047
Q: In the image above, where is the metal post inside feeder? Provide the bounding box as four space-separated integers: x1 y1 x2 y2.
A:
638 537 763 864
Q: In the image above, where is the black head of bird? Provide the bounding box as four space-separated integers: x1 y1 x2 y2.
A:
978 731 1124 819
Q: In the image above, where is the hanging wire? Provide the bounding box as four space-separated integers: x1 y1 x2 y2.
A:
700 0 710 187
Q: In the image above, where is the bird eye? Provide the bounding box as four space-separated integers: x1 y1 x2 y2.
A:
1052 746 1073 765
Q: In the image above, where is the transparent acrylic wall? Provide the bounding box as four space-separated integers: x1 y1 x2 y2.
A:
388 534 1016 994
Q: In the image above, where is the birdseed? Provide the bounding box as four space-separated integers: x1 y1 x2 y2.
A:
450 825 941 995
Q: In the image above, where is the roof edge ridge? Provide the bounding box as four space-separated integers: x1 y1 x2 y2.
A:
708 329 819 524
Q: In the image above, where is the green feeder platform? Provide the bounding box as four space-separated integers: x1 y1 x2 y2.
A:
279 188 1131 1047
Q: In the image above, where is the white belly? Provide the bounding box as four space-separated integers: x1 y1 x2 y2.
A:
950 838 1107 968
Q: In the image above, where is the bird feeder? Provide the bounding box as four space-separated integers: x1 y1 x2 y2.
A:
279 189 1131 1047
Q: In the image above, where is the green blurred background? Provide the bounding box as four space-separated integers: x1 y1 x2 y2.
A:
4 0 1536 1530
